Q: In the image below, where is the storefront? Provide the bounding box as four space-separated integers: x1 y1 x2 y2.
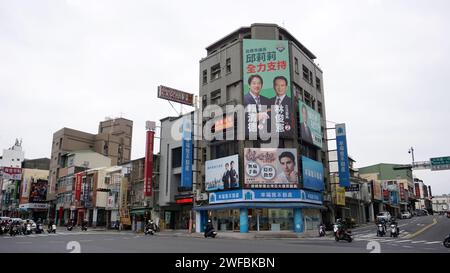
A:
194 189 324 233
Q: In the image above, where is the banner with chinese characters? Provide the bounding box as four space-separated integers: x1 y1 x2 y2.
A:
208 189 322 205
301 156 324 191
0 167 22 180
244 148 298 188
335 186 346 206
298 101 322 148
243 39 293 138
335 123 350 187
181 118 193 188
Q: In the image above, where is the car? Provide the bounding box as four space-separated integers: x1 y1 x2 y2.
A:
376 212 392 223
401 211 412 219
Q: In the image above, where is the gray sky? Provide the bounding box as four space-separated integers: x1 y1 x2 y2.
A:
1 0 449 194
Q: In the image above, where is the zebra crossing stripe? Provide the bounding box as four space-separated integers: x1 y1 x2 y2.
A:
396 240 412 243
425 241 441 244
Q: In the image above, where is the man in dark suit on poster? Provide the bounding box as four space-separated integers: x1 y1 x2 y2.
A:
270 76 292 135
244 74 271 136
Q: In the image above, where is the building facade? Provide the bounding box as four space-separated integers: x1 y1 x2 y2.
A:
359 163 415 218
191 23 329 234
48 118 132 220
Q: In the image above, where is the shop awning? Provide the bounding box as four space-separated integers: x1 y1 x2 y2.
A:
193 202 326 211
129 209 150 215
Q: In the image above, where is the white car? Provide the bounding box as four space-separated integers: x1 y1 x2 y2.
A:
376 212 392 223
401 211 412 219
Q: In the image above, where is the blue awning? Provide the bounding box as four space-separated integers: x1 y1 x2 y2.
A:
193 202 326 211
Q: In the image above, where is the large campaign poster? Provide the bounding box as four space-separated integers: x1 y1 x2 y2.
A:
243 39 293 138
301 156 324 192
205 155 239 191
244 148 298 189
299 101 323 148
28 178 48 202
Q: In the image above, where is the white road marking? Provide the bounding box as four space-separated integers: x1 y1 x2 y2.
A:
79 239 92 242
411 240 427 244
403 246 413 248
425 241 442 245
16 242 32 244
396 240 412 243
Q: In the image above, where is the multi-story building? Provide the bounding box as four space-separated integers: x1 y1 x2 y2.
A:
432 195 450 213
122 156 160 232
190 23 329 234
0 139 25 217
48 118 132 220
414 177 433 213
55 150 111 225
359 163 416 218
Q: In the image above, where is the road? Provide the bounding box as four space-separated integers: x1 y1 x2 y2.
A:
1 215 449 253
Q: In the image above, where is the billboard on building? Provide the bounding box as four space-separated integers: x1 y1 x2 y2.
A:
28 178 47 202
181 118 193 188
243 39 293 138
157 85 194 106
299 101 323 148
335 123 349 187
372 180 382 200
0 167 22 180
244 148 298 188
205 154 239 191
301 156 324 191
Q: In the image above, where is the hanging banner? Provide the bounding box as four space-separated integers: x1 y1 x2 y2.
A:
181 118 193 188
75 173 82 202
144 130 155 196
336 124 350 187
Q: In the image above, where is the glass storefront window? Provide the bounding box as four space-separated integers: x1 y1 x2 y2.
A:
210 209 240 231
249 208 293 231
303 209 321 231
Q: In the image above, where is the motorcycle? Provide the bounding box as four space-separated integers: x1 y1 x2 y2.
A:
36 224 44 234
144 225 155 235
335 228 352 242
319 224 326 237
67 225 73 231
377 223 386 237
81 224 88 231
443 234 450 248
390 223 399 238
204 229 217 238
25 224 32 235
48 224 56 234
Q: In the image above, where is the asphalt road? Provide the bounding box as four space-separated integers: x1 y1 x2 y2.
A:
1 215 449 253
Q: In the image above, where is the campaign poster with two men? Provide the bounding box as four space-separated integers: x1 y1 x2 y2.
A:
243 39 293 138
205 155 239 191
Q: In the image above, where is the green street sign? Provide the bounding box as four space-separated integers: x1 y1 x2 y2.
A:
430 156 450 171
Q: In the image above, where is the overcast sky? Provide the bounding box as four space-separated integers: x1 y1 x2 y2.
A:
1 0 449 194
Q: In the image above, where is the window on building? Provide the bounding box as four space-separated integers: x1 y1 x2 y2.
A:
211 64 221 81
211 89 221 105
316 77 321 92
294 58 299 74
171 147 182 168
309 71 313 85
226 58 231 73
317 101 323 116
302 65 310 83
304 91 312 108
202 70 207 85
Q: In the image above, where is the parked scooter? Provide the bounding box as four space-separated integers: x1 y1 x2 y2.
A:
36 223 44 234
144 220 155 235
48 224 56 234
319 223 326 237
443 234 450 248
81 221 88 231
25 223 32 235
